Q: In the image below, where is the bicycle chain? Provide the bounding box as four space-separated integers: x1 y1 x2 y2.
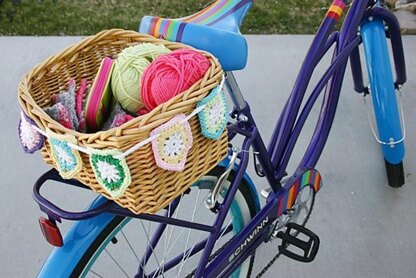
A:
255 250 282 278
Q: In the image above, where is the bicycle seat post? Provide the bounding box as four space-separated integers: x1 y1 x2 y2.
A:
225 71 246 111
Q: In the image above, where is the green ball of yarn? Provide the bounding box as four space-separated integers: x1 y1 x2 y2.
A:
112 43 171 113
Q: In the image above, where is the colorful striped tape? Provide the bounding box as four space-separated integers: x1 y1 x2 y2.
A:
277 170 323 216
326 0 347 21
146 0 252 41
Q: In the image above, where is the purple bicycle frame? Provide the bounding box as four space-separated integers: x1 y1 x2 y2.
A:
194 0 404 276
32 1 407 277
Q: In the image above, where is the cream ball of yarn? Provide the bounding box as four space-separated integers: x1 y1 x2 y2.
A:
111 43 171 113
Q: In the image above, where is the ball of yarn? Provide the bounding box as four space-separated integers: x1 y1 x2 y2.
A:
141 49 211 111
111 43 171 113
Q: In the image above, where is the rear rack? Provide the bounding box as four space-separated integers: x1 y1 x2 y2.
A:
33 169 214 232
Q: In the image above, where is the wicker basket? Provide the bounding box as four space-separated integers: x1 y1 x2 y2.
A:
18 29 228 214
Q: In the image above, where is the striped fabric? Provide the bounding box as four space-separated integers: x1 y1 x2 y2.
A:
277 169 323 216
145 0 253 41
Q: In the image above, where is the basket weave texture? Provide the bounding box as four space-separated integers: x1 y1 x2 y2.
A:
18 29 228 214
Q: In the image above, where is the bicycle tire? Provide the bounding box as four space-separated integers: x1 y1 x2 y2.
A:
385 159 405 188
361 18 405 188
69 166 258 278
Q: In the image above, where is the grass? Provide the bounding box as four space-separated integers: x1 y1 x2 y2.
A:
0 0 332 35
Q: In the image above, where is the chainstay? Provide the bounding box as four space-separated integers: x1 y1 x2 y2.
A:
183 231 279 278
183 228 299 277
186 191 316 277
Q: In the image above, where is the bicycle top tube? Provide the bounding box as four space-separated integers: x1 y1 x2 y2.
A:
139 0 254 71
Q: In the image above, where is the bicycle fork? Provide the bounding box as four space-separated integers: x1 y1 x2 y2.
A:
350 6 406 164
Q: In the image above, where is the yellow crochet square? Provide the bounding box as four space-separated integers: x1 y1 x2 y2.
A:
151 114 193 171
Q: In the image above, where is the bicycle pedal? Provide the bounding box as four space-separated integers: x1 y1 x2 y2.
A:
276 222 320 263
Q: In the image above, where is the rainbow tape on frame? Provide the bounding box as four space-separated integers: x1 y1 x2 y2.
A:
277 169 323 216
326 0 346 21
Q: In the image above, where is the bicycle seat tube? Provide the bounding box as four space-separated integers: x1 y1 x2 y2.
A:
225 71 247 110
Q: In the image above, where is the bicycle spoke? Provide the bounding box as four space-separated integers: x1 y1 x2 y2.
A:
161 203 172 275
176 190 201 277
171 231 207 278
153 224 227 277
157 193 203 276
140 219 164 276
89 269 104 278
120 229 149 278
175 203 234 277
162 191 209 266
218 217 233 240
157 195 184 277
152 189 220 277
104 249 130 278
166 194 185 255
121 230 141 263
68 173 254 278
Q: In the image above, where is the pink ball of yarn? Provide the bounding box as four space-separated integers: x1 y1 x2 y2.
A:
141 49 210 111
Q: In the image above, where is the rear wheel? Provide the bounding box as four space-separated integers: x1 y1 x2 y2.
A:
70 166 258 277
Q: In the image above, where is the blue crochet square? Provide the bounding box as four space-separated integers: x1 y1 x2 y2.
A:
197 85 228 140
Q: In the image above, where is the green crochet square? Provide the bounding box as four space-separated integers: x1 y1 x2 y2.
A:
89 148 131 198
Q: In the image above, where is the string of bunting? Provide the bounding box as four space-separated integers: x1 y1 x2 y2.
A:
19 76 228 198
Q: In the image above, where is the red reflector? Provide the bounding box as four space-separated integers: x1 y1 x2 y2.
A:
38 217 63 247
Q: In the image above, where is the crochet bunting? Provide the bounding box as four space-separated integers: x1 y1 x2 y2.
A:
197 85 228 140
89 148 131 198
151 114 193 171
47 130 82 179
18 111 44 154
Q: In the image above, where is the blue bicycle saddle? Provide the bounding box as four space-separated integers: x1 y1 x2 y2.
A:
139 0 254 71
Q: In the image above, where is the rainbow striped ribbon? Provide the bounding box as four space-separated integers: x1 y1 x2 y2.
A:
146 0 252 41
277 170 323 216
